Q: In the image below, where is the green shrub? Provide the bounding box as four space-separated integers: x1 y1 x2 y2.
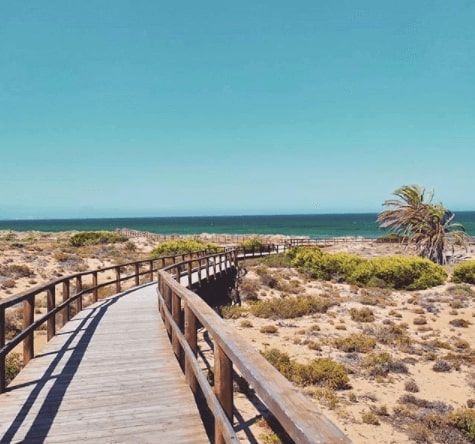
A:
70 231 128 247
290 248 446 290
290 248 363 282
258 253 292 268
334 333 376 353
150 239 219 257
250 295 333 319
348 256 447 290
240 237 265 253
260 325 278 334
262 348 349 389
448 408 475 441
6 352 22 384
452 260 475 285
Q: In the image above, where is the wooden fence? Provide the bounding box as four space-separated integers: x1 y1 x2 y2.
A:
158 248 350 444
0 249 214 393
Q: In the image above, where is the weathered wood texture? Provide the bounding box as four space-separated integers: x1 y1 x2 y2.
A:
0 285 209 443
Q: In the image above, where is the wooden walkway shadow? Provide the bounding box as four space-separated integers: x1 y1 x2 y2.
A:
0 284 209 443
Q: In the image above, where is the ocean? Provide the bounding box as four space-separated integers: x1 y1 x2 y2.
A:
1 212 474 238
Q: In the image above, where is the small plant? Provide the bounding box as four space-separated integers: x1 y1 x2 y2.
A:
5 352 22 384
449 318 471 328
452 260 475 284
334 333 376 353
413 316 427 325
404 380 419 393
69 231 128 247
221 305 247 319
362 352 408 376
448 408 475 441
260 325 278 334
240 238 266 253
262 348 349 389
239 320 253 328
250 295 333 319
350 307 375 322
361 411 380 425
432 360 451 372
406 423 432 443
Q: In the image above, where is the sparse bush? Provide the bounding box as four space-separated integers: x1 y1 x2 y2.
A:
260 325 278 334
448 284 475 298
365 323 411 347
407 423 431 443
448 408 475 441
0 264 33 278
239 278 260 301
432 360 452 372
362 352 408 376
405 380 419 393
334 333 376 353
413 317 427 325
240 238 265 253
350 307 375 322
150 239 219 257
452 260 475 285
70 231 128 247
6 352 22 384
449 318 471 328
239 320 253 328
221 305 247 319
250 295 333 319
258 253 292 268
262 348 349 389
361 411 380 425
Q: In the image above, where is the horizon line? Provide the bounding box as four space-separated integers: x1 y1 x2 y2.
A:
1 209 475 223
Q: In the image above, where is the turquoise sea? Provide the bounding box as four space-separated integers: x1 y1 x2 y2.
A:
0 213 474 238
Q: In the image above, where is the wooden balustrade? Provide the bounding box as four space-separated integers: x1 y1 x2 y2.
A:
158 249 350 444
0 249 214 393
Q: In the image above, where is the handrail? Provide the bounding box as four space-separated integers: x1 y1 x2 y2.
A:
0 248 215 392
158 247 351 444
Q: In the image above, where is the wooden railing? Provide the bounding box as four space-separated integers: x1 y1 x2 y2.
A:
0 249 215 393
158 248 350 444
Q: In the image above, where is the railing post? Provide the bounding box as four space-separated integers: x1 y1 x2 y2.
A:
46 285 56 341
23 295 35 364
61 280 70 326
149 260 154 281
205 257 210 280
171 291 183 365
197 259 202 287
214 342 233 444
187 262 192 287
75 276 82 313
184 302 198 394
134 263 140 287
213 256 217 278
0 307 5 393
115 266 121 293
161 258 166 269
92 271 98 303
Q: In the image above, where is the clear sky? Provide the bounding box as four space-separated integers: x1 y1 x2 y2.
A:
1 1 474 219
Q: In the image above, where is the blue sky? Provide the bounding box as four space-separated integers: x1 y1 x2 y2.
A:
1 1 474 219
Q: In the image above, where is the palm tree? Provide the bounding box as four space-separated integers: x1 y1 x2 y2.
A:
378 185 466 264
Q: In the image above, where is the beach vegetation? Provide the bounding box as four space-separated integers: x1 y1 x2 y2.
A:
240 237 265 253
6 352 22 384
334 333 376 353
258 253 292 268
262 348 349 389
350 307 375 322
452 260 475 284
250 295 332 319
260 324 278 334
221 305 247 319
448 408 475 440
377 185 467 264
69 231 128 247
290 247 446 290
150 239 219 257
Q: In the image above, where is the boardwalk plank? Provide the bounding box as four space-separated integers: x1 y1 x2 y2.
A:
0 284 209 443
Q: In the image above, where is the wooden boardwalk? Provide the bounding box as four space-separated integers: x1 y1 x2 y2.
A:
0 284 209 443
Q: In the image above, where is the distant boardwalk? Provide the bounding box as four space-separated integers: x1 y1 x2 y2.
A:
0 285 208 443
